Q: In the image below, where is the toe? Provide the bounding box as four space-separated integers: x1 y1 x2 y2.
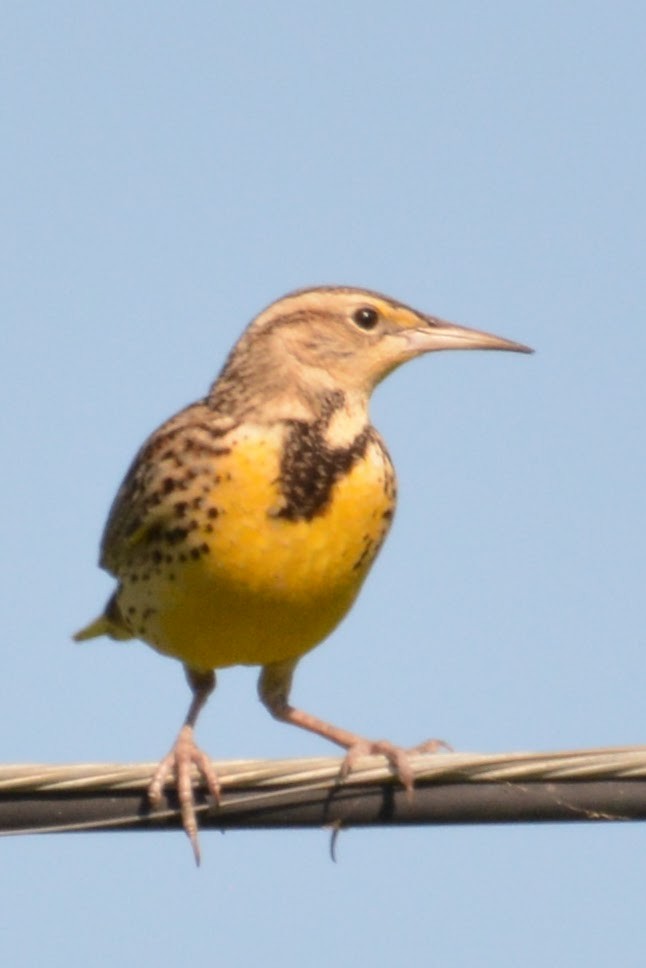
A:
148 751 176 809
412 737 452 754
147 725 219 865
339 739 415 793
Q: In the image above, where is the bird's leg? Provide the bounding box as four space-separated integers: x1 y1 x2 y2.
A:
148 667 219 865
258 660 439 794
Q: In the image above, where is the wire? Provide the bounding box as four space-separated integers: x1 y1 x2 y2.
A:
2 747 646 837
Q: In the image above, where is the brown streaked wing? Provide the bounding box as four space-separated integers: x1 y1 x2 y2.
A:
99 401 235 574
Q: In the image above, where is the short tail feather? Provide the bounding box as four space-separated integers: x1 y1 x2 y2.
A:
73 592 133 642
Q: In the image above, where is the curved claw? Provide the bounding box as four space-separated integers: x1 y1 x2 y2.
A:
148 724 220 865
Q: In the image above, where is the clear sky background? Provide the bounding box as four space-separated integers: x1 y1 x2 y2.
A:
3 3 645 965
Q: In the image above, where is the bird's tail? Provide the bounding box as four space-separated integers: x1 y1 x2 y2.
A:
73 592 133 642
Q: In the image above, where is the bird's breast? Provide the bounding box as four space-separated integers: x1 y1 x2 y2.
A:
189 422 396 599
117 420 397 669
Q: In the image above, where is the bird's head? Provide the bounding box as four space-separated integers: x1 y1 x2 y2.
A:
211 287 532 418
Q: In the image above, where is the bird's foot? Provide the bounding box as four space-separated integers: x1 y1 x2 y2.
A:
339 737 450 796
339 738 417 794
148 724 220 865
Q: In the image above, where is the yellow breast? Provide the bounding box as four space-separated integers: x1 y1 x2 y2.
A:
117 423 396 671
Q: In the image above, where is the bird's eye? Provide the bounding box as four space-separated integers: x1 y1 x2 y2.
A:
352 306 380 330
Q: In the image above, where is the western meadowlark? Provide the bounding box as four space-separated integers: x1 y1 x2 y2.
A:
75 286 532 861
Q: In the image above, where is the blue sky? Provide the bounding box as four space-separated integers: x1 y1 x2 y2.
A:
3 3 646 965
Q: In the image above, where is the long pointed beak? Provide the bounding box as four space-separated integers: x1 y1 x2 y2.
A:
405 316 533 355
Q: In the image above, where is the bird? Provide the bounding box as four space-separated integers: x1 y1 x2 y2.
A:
74 285 532 862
